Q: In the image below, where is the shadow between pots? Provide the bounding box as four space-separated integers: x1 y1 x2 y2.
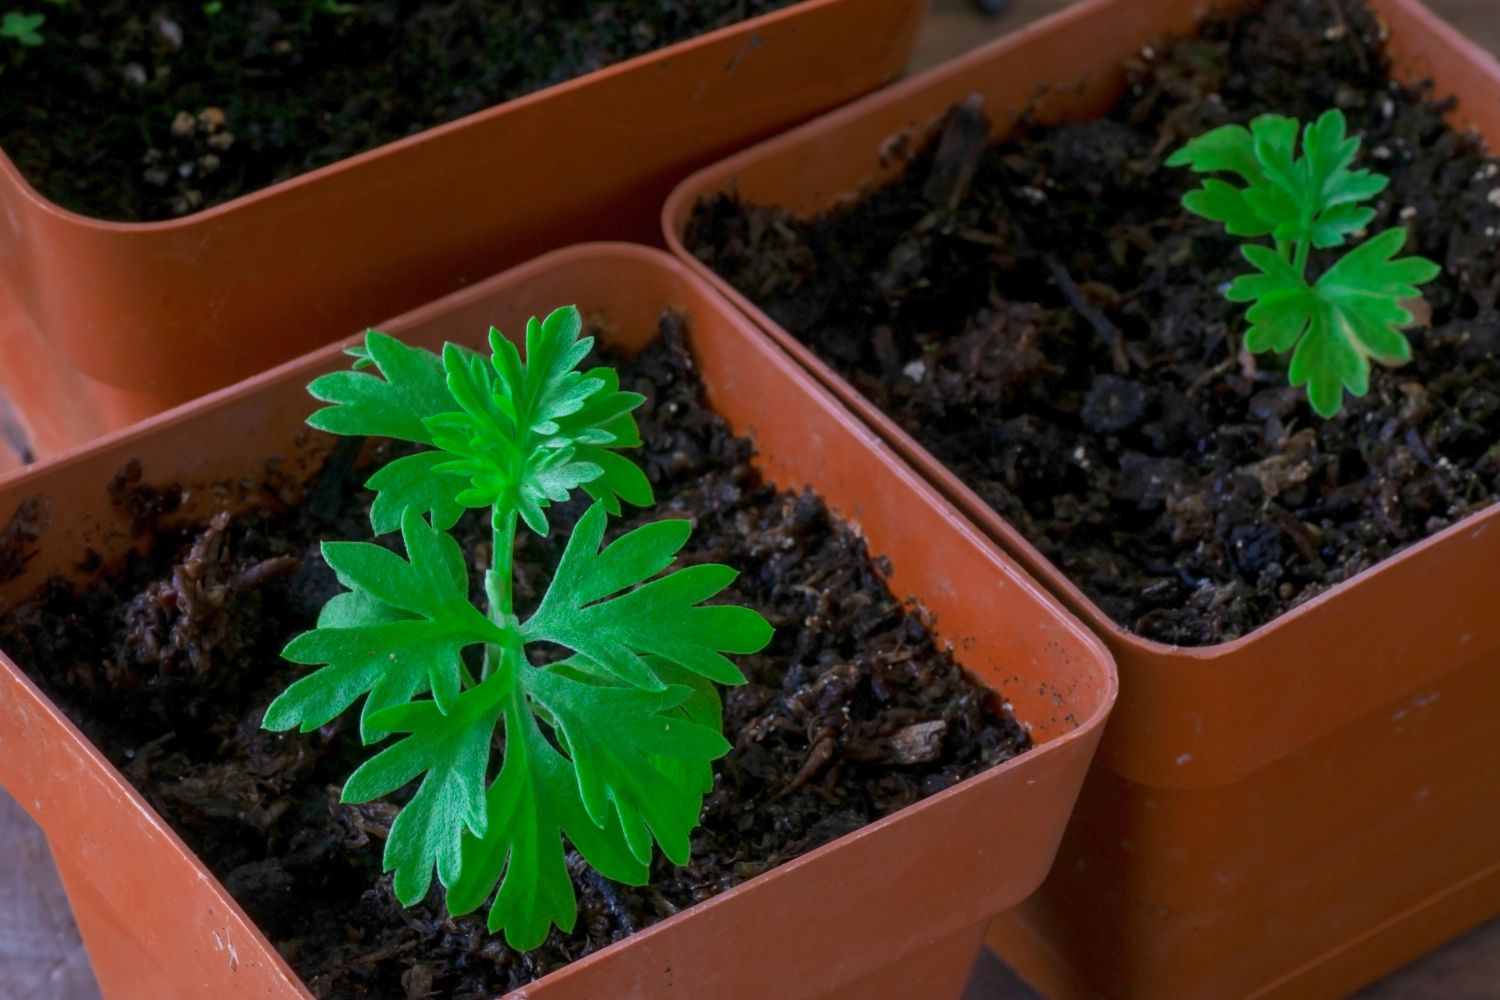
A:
0 390 32 473
963 949 1043 999
0 790 99 1000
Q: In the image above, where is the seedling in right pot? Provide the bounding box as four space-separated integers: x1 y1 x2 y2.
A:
1169 108 1441 418
262 306 773 950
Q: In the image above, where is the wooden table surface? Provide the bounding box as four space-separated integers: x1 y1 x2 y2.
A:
4 3 1498 997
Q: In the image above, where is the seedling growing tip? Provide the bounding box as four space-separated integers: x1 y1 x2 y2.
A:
263 306 773 950
1170 108 1441 417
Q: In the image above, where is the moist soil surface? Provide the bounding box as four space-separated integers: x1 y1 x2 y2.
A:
687 0 1500 645
0 1 794 221
0 315 1028 998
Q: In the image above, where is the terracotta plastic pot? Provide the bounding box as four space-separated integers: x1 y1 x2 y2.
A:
0 244 1114 1000
0 0 930 468
663 1 1500 996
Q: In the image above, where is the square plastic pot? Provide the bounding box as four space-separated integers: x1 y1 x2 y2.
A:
0 0 930 468
663 0 1500 996
0 243 1115 1000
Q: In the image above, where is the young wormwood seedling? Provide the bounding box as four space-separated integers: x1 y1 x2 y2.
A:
262 307 773 950
1169 108 1441 417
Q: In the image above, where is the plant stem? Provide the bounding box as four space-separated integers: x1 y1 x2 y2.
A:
1292 236 1311 280
488 507 516 619
482 507 518 680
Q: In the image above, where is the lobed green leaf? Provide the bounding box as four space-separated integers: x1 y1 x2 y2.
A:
420 308 651 534
1181 177 1273 238
307 330 455 444
523 503 773 691
527 660 728 864
1226 228 1439 417
1165 122 1266 185
365 450 468 535
1173 109 1389 253
444 653 729 950
264 508 505 739
343 673 508 905
445 689 650 949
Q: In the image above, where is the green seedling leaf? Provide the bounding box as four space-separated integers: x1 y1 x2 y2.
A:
445 688 649 949
308 330 456 443
365 450 468 534
528 658 728 864
1170 108 1440 416
265 507 505 739
343 672 507 905
1227 229 1440 417
423 307 651 534
568 367 654 515
444 654 728 950
306 330 471 533
1167 124 1273 237
523 503 773 691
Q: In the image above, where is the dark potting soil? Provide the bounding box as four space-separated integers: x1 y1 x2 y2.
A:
0 315 1028 998
686 0 1500 646
0 1 795 222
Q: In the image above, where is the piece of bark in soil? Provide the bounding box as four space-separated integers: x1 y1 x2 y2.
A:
923 95 991 211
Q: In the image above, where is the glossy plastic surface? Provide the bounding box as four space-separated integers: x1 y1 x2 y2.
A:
0 0 930 465
0 244 1114 999
663 0 1500 995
